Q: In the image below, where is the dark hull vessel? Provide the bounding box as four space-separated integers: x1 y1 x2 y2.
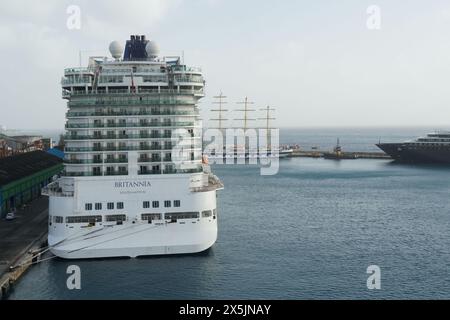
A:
323 152 358 160
323 138 357 160
376 142 450 164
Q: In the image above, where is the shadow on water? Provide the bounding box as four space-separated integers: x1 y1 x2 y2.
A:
382 160 450 171
136 247 215 260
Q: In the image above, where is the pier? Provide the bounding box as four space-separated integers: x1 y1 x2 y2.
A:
0 196 49 299
288 149 391 160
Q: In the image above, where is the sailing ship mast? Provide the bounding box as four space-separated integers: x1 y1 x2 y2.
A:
234 96 255 131
259 105 275 151
210 92 228 130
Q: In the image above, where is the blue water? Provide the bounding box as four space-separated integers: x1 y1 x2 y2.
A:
7 128 450 299
279 127 447 152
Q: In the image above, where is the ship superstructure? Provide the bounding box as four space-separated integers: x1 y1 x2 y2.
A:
43 35 223 259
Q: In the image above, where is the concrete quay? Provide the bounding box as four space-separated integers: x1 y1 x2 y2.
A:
0 196 49 299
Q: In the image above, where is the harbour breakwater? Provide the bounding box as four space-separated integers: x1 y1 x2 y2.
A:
288 149 391 160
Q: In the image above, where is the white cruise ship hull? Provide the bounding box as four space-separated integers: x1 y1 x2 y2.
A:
48 217 217 259
45 173 222 259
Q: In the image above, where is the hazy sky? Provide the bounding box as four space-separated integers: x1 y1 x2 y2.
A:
1 0 450 130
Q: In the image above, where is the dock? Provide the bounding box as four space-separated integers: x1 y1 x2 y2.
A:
0 196 49 299
288 150 391 160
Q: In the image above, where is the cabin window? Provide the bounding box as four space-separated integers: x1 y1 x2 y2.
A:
85 203 92 211
66 216 102 223
165 212 199 220
53 216 64 223
117 202 124 209
106 215 126 222
152 201 159 208
202 210 212 218
95 203 102 210
164 200 171 208
143 201 150 209
174 200 181 207
107 202 114 210
141 213 161 221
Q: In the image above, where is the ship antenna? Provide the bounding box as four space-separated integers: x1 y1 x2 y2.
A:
234 96 256 131
210 91 229 130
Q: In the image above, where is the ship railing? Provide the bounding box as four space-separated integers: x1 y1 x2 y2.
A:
190 166 224 192
64 146 202 152
64 67 94 75
64 159 128 164
64 122 196 129
137 167 203 175
66 111 198 117
68 98 196 106
63 171 129 177
64 88 204 97
61 78 92 85
171 65 202 73
41 181 74 197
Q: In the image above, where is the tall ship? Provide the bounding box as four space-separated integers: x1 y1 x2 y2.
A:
207 96 293 161
43 35 223 259
376 131 450 163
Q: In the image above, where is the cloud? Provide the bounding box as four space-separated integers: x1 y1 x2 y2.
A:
0 0 181 129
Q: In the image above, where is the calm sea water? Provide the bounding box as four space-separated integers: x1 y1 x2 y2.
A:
8 128 450 299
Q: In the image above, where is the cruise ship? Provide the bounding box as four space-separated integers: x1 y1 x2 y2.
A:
376 131 450 164
42 35 223 259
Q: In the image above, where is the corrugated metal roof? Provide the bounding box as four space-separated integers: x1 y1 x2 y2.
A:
0 151 62 187
46 148 65 159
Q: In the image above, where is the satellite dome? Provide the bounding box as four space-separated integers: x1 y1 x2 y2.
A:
109 41 123 60
145 41 160 60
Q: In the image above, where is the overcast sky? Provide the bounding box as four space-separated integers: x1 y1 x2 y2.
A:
1 0 450 130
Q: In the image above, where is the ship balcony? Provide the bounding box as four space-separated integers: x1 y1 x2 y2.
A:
173 80 204 86
64 159 103 164
138 157 161 162
138 167 203 175
63 134 199 141
67 99 197 108
61 78 91 86
64 146 201 153
64 170 129 177
41 180 74 197
66 110 198 118
62 89 71 99
65 122 197 129
66 88 204 97
64 67 94 76
137 159 179 165
138 169 161 175
171 66 202 73
64 159 128 164
189 167 224 193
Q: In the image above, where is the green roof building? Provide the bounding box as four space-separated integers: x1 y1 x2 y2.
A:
0 151 63 218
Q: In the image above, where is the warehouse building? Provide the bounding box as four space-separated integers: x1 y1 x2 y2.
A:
0 151 63 218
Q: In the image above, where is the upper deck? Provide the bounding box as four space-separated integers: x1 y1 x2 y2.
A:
61 35 204 99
